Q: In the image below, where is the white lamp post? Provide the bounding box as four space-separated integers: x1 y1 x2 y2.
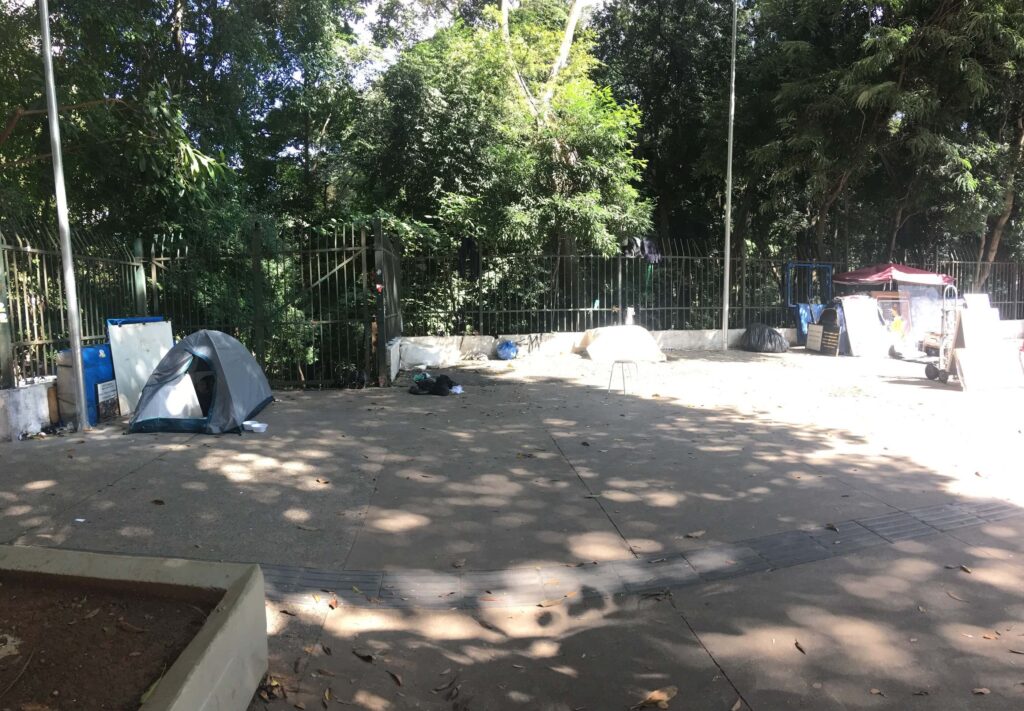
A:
721 0 738 351
38 0 89 431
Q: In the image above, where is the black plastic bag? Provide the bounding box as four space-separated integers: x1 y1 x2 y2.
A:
739 323 789 353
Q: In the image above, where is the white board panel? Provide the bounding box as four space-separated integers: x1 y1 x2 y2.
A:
839 295 888 357
108 321 174 415
806 324 824 352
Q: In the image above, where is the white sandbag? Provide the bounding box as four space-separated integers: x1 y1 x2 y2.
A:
579 325 666 362
399 339 462 369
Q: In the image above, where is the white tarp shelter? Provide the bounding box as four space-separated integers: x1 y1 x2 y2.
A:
578 325 667 362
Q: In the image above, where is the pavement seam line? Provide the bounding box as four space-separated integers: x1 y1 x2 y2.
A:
667 593 754 711
337 450 385 573
542 421 638 560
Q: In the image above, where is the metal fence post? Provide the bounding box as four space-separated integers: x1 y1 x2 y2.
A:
373 218 387 386
477 247 484 335
250 223 267 368
0 249 15 388
132 238 147 315
617 256 624 324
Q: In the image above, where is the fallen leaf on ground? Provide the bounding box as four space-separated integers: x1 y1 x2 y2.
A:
629 685 678 709
151 499 165 505
316 668 335 677
731 699 743 711
118 619 147 633
946 591 968 602
825 523 839 532
352 648 375 663
387 670 402 686
475 617 504 634
794 640 806 655
323 687 332 703
685 530 706 539
293 704 305 710
918 605 926 613
869 688 884 696
912 690 929 696
581 441 590 447
452 558 466 569
983 634 997 640
83 607 100 619
321 643 332 656
960 565 973 574
973 688 990 695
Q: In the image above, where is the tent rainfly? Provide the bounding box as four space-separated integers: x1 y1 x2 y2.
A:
129 330 272 434
833 263 954 287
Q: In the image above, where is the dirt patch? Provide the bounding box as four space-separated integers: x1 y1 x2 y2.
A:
0 571 222 710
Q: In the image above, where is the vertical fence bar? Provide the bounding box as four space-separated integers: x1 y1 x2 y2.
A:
0 245 14 388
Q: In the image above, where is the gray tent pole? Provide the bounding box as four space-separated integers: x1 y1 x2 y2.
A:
721 0 738 351
38 0 90 432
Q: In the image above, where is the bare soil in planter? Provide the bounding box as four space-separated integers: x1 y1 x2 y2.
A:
0 570 222 710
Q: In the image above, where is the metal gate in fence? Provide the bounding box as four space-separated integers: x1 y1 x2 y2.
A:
0 222 144 388
1 220 399 389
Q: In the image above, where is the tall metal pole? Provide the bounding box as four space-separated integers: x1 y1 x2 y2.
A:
39 0 89 431
721 0 738 351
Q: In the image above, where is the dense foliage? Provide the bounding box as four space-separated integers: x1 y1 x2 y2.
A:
595 0 1024 284
2 0 1023 283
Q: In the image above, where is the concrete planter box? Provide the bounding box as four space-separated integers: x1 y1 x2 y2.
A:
0 546 267 711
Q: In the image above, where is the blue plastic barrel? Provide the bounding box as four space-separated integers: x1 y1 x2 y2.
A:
57 343 115 426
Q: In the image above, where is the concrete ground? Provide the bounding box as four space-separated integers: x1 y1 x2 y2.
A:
1 348 1023 709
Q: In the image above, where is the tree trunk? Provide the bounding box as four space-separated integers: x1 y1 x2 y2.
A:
977 117 1024 289
500 0 541 121
540 0 589 110
886 203 904 263
172 0 185 53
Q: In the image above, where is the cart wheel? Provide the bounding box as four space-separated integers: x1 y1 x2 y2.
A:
925 363 939 380
938 370 950 384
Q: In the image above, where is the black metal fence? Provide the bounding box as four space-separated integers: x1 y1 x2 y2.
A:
401 254 792 336
153 222 387 388
0 220 391 388
0 222 143 387
401 252 1024 338
938 260 1024 320
4 216 1024 391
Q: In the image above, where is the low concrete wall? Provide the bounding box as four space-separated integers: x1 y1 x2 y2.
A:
0 380 55 442
396 327 799 371
0 546 267 711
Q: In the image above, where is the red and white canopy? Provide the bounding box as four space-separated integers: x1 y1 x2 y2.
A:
833 263 954 287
